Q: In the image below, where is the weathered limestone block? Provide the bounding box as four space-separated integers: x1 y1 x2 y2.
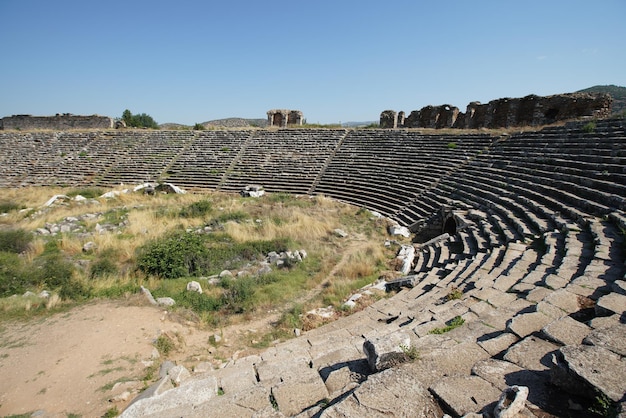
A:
271 367 329 416
362 331 412 372
506 312 552 338
583 323 626 356
320 365 442 418
478 332 520 357
595 292 626 317
493 385 529 418
430 375 501 417
542 316 591 346
120 375 218 417
472 359 552 410
551 345 626 403
503 336 560 372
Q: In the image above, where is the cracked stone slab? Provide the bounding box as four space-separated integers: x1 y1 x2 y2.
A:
542 316 591 346
595 292 626 317
478 332 520 357
120 375 218 417
320 365 442 418
506 312 552 338
272 372 329 417
472 359 552 410
552 345 626 403
583 323 626 356
429 375 501 417
543 289 580 313
504 336 560 372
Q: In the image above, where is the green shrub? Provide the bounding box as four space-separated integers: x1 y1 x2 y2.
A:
177 290 222 312
136 231 211 279
154 334 174 356
67 188 104 199
193 123 206 130
582 121 596 133
220 275 256 313
33 252 82 299
447 142 458 149
179 200 213 218
90 257 118 279
0 200 24 214
0 228 32 253
0 251 28 296
212 211 249 224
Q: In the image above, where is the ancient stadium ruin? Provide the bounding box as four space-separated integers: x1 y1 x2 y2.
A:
0 113 625 417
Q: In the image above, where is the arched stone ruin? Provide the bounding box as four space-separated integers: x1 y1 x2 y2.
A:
266 109 304 127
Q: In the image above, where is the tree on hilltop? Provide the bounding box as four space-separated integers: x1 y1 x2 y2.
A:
122 109 159 129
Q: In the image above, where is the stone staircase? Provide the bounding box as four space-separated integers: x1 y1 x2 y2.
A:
0 119 625 416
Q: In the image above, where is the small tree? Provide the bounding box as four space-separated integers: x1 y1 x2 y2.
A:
121 109 159 129
193 123 206 130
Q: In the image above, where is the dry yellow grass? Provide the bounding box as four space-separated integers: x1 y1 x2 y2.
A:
0 186 403 324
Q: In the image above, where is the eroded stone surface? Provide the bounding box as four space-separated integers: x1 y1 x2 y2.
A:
542 316 591 346
320 365 442 418
552 345 626 403
430 375 501 417
583 324 626 356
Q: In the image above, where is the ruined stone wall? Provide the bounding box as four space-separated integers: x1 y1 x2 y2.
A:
0 114 114 130
267 109 303 128
383 92 613 129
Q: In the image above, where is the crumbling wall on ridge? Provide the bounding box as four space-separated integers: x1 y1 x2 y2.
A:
382 92 613 129
0 114 114 130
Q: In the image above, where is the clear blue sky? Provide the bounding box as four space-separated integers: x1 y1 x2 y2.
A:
1 0 624 125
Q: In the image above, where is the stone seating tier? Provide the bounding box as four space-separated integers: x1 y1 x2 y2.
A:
0 121 624 416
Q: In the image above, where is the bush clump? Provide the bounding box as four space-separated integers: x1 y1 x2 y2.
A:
0 228 32 253
0 200 24 214
136 230 290 279
179 200 213 218
137 231 211 279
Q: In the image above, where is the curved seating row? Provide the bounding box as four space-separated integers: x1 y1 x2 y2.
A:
1 119 625 416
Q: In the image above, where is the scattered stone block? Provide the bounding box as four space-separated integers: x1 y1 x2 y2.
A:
504 336 560 372
478 332 520 357
156 297 175 307
551 345 626 403
506 312 552 338
168 364 191 386
362 331 411 372
430 375 501 417
542 316 591 346
583 323 626 356
543 289 580 313
493 385 529 418
186 280 202 293
595 292 626 316
320 365 442 417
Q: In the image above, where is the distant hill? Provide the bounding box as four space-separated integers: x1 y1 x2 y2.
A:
576 84 626 115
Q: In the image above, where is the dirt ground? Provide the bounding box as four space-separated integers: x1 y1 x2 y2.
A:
0 296 279 418
0 236 378 417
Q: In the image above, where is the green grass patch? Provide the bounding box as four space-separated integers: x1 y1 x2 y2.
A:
66 187 104 199
582 121 597 133
429 316 465 334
